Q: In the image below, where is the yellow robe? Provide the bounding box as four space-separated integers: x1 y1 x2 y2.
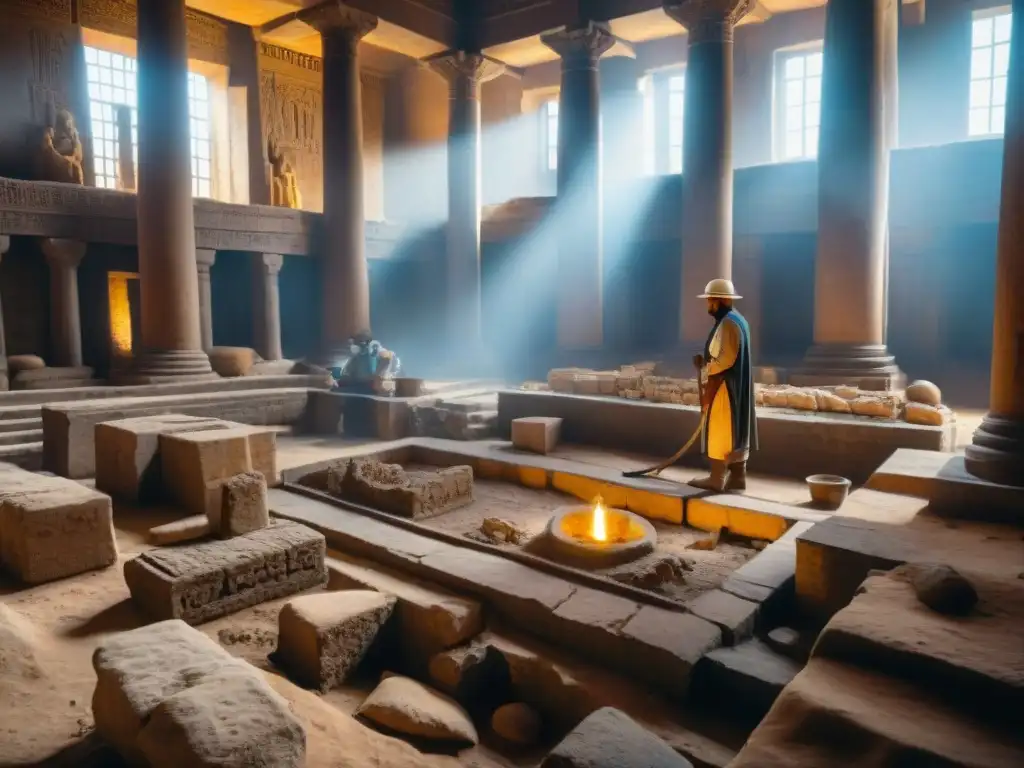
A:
703 318 747 463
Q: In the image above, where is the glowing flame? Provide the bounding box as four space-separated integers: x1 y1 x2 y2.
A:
591 496 608 542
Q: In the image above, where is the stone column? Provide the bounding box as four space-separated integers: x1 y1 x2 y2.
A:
0 235 8 384
427 51 505 348
255 253 284 361
965 0 1024 487
792 0 901 389
196 248 215 352
299 3 377 363
131 0 213 380
541 22 616 352
664 1 752 348
41 238 86 368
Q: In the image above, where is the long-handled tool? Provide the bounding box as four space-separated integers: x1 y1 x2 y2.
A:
622 360 712 479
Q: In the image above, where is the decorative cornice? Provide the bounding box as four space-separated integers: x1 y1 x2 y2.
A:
663 0 755 44
259 42 322 74
540 22 617 71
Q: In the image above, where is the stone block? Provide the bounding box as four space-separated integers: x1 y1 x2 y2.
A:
617 607 722 698
540 706 692 768
511 417 562 455
0 463 117 584
685 589 759 645
159 426 276 517
428 642 511 710
92 620 305 767
339 459 474 519
693 640 801 723
147 515 211 546
356 675 478 746
214 471 269 538
123 520 327 625
94 414 229 503
276 590 396 692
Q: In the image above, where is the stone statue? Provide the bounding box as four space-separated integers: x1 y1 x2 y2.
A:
268 137 302 209
331 331 401 396
37 105 84 185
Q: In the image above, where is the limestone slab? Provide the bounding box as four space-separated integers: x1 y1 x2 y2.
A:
94 414 228 503
685 590 759 645
0 463 117 584
92 619 304 767
695 640 801 722
147 514 211 546
618 606 722 697
356 675 478 746
511 416 563 455
276 590 397 692
124 520 327 625
540 706 692 768
214 471 269 538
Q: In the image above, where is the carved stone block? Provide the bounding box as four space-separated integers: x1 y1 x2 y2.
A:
123 520 327 625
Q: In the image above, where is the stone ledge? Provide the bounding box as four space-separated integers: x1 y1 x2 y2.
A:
686 494 829 541
498 389 955 483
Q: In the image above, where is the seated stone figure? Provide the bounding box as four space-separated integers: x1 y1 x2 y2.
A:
268 137 302 209
331 331 401 396
37 107 84 185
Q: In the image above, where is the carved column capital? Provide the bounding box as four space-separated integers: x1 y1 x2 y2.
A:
260 253 284 275
299 2 378 47
40 238 86 270
541 22 616 71
196 248 216 273
663 0 754 44
426 51 506 99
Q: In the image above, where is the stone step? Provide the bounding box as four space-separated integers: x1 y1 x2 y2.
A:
0 403 45 421
0 442 42 470
691 639 802 725
0 429 42 447
467 409 498 424
0 416 42 433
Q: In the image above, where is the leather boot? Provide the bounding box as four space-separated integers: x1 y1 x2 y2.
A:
726 460 747 491
688 460 730 492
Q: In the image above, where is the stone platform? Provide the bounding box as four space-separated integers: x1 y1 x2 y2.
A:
498 390 956 483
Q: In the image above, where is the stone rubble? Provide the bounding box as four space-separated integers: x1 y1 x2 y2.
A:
540 706 693 768
908 563 979 616
327 458 475 519
275 590 397 692
535 367 954 426
92 619 305 767
356 674 479 747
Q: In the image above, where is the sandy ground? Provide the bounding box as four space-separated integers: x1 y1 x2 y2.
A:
0 504 519 768
399 464 757 603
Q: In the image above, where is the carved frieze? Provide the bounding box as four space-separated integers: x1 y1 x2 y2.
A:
259 69 324 213
27 26 73 125
78 0 228 65
5 0 72 22
0 177 406 256
259 43 322 75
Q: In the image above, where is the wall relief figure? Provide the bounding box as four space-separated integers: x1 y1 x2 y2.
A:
268 136 301 209
36 104 84 185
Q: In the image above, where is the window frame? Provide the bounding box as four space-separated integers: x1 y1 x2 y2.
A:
667 71 686 174
84 43 215 197
542 98 559 173
772 41 825 163
967 5 1013 138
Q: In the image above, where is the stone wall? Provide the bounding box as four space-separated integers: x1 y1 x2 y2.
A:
257 42 386 220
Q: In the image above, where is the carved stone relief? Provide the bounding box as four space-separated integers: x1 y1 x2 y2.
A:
27 26 71 125
78 0 228 65
6 0 72 22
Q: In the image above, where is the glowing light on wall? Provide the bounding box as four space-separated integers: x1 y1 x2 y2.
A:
108 271 136 355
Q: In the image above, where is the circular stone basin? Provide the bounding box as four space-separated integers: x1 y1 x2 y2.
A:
806 474 852 510
544 505 657 569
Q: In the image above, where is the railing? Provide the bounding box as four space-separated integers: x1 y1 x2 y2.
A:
0 177 407 258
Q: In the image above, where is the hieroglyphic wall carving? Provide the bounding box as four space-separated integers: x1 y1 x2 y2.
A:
78 0 228 65
259 43 324 212
4 0 71 22
27 26 72 124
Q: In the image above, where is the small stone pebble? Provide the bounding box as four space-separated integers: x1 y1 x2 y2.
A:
910 564 978 616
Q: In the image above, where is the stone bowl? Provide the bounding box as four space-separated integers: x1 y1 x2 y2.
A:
806 474 852 510
543 505 657 569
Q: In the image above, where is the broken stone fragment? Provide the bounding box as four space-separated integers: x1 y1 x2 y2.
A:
909 564 978 616
275 590 396 692
147 514 211 546
214 471 269 538
356 674 478 746
480 517 526 544
540 706 692 768
492 701 542 746
903 402 949 426
428 642 510 711
687 528 722 551
905 379 942 406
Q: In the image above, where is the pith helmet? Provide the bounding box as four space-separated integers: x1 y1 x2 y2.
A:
698 278 742 300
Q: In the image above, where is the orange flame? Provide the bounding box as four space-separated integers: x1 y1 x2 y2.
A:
591 495 608 542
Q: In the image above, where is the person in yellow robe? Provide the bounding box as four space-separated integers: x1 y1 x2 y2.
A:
689 279 758 492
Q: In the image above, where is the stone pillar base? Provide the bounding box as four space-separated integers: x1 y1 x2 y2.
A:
965 415 1024 488
115 349 218 385
790 343 904 391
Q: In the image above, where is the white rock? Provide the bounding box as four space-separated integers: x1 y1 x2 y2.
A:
356 675 478 746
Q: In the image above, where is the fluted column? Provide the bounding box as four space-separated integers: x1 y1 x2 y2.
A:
427 51 505 347
664 1 751 347
965 0 1024 487
255 253 284 361
300 3 377 363
130 0 213 381
792 0 901 389
541 23 616 352
196 248 215 352
41 238 86 368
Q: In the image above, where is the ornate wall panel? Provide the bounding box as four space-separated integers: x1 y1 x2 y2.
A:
78 0 228 65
